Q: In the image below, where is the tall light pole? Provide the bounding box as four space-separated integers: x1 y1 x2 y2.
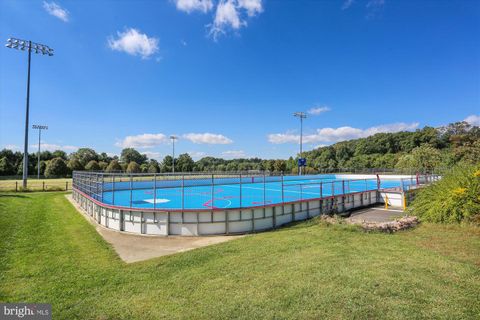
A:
293 112 307 175
32 125 48 179
170 135 178 174
5 38 54 188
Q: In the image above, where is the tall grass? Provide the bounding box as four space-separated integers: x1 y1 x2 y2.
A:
409 163 480 224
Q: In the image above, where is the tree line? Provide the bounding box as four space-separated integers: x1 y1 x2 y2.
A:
0 121 478 177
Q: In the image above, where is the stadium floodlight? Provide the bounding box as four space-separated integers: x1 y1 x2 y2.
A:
170 135 178 174
5 37 54 188
32 125 48 179
293 112 307 175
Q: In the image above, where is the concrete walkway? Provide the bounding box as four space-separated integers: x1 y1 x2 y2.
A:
66 195 243 263
347 207 406 223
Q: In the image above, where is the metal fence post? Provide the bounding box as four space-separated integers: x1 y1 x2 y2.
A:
239 174 242 208
101 173 104 203
112 175 115 205
281 174 285 204
154 173 157 210
263 174 266 205
320 181 323 198
211 174 214 209
182 174 185 210
129 174 133 208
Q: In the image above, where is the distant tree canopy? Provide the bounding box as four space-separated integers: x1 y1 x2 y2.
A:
44 158 68 178
126 161 141 173
121 148 147 165
0 121 478 177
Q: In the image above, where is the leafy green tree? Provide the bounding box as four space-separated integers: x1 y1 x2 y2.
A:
35 160 47 176
126 161 141 173
44 158 68 177
395 154 416 171
51 150 67 160
161 155 173 173
177 153 195 172
411 144 441 172
85 160 101 171
121 148 147 165
98 161 109 171
67 158 83 172
106 160 122 172
70 148 99 167
274 160 286 173
0 157 15 175
147 160 160 173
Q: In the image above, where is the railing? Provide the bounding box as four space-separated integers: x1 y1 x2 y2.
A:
73 171 439 211
400 173 441 191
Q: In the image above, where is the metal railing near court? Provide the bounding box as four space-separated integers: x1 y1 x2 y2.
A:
72 171 440 211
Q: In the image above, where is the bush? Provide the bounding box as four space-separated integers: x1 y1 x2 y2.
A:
44 158 68 178
85 160 100 171
126 161 141 173
409 164 480 224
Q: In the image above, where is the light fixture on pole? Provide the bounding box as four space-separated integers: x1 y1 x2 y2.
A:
170 135 178 174
293 112 307 175
32 125 48 179
5 37 54 188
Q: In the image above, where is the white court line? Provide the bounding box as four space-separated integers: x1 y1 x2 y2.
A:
223 184 320 196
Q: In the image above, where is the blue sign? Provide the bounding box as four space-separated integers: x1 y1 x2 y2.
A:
298 158 307 167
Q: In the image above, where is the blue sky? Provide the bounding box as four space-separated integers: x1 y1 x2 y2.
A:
1 0 479 160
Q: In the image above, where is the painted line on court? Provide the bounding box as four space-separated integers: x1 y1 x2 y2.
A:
223 184 320 196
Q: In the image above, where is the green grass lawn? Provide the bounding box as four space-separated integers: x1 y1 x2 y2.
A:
0 192 479 319
0 178 71 192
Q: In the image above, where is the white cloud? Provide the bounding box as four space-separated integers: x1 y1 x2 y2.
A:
174 0 213 13
183 133 233 144
143 151 162 160
29 143 78 152
188 151 207 159
208 0 263 40
108 28 159 59
116 133 168 148
3 144 20 150
238 0 263 16
43 1 69 22
366 0 385 18
465 114 480 126
308 106 331 115
268 122 419 144
222 150 246 158
342 0 354 10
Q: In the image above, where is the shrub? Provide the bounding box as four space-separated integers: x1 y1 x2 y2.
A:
85 160 100 171
126 161 141 173
409 163 480 224
44 157 68 178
